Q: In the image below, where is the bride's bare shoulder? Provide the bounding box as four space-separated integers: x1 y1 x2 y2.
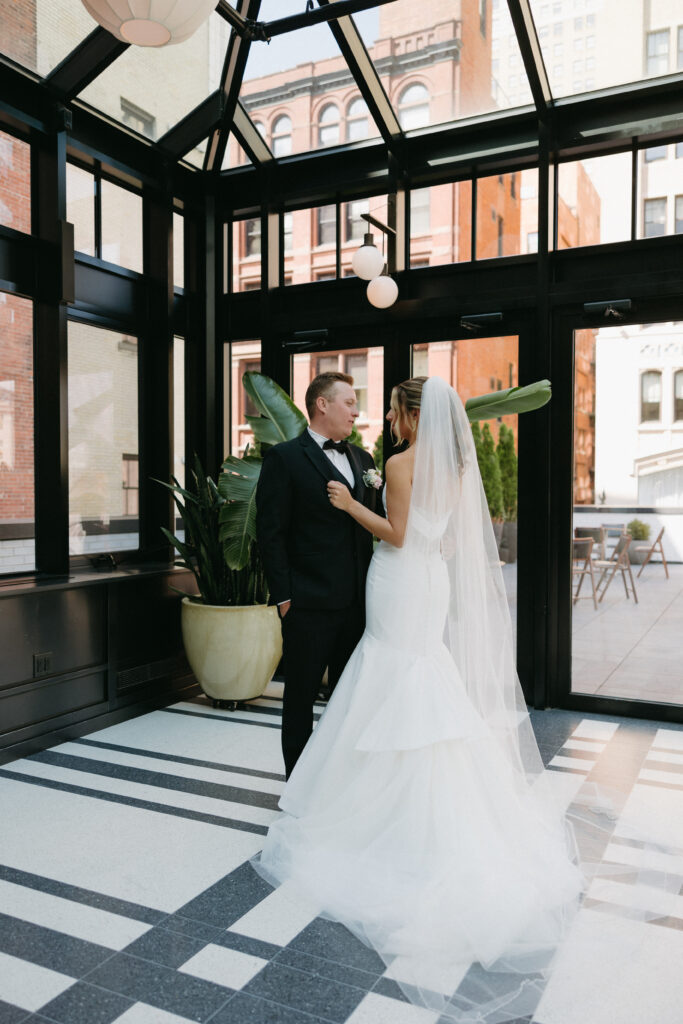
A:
385 449 414 481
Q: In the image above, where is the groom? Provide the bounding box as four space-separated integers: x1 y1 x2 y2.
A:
256 371 382 778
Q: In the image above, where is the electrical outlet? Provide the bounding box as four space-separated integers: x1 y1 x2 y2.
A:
33 652 52 676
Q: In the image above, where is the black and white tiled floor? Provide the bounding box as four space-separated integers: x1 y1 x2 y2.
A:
0 685 682 1024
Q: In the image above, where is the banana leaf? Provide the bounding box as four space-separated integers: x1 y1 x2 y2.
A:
465 379 551 421
243 371 307 444
218 455 261 570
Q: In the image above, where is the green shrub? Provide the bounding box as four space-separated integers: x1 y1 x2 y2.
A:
627 518 650 541
496 423 518 521
372 431 383 470
479 423 504 520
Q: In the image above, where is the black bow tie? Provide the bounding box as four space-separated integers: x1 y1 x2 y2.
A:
323 439 349 454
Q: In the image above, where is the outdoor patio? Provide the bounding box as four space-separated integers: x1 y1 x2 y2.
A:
572 563 683 705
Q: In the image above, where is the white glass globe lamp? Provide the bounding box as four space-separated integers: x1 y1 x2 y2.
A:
367 268 399 309
81 0 218 46
352 233 385 281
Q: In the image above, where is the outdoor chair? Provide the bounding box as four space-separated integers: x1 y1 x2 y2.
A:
593 534 638 604
601 523 626 557
572 537 598 610
574 525 607 560
633 526 669 579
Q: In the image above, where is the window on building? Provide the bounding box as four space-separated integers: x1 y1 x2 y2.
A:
676 196 683 234
676 142 683 159
554 42 563 56
479 0 487 36
121 454 139 515
344 199 369 242
678 26 683 70
586 34 595 48
410 188 430 236
346 97 369 141
283 212 293 251
675 370 683 420
242 279 261 290
574 17 583 29
317 204 336 246
553 22 562 35
641 371 662 422
318 104 340 147
497 215 504 257
271 115 292 157
574 37 584 51
646 30 669 75
317 355 339 375
527 231 538 253
100 179 143 272
245 218 261 256
573 60 582 74
67 163 96 257
397 83 430 130
345 353 368 418
586 55 595 70
586 13 595 26
644 145 667 161
315 271 336 282
242 360 261 419
510 173 517 198
644 197 667 237
120 98 156 140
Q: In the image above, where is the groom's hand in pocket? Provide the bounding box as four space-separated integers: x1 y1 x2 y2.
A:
278 600 291 619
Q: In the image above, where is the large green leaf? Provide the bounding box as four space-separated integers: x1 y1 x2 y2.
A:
465 379 551 422
245 414 287 447
218 455 261 570
243 371 307 444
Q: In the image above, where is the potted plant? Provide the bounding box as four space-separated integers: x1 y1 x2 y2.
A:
158 455 281 710
627 518 651 564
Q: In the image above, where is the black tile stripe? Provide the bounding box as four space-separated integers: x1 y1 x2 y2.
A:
28 751 280 811
161 708 282 730
74 738 286 783
0 769 268 836
0 864 164 925
0 910 115 976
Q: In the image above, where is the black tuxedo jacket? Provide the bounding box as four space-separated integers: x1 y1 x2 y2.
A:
255 430 382 611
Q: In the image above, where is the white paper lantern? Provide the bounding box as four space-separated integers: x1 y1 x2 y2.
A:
367 273 398 309
81 0 218 47
351 234 385 281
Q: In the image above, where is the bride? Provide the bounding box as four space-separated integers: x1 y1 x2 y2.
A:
252 375 585 1021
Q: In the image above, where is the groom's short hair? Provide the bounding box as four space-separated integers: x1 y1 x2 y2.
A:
305 372 354 417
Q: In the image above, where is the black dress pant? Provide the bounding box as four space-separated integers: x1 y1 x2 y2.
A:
280 602 364 779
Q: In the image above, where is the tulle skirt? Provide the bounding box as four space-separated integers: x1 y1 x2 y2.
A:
253 543 585 1020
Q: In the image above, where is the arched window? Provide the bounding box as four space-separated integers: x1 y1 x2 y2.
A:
674 370 683 421
253 121 266 138
397 83 430 130
318 104 340 147
641 370 662 422
346 97 369 141
271 115 292 157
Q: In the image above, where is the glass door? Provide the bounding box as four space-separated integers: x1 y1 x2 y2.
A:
571 321 683 708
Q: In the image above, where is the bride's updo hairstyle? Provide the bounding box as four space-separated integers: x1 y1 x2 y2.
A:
390 376 427 444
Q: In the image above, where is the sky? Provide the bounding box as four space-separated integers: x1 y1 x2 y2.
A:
243 0 380 80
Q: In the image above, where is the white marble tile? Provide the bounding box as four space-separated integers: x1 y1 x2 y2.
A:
543 770 590 811
645 750 683 765
535 908 683 1024
549 755 595 772
86 709 284 776
228 880 318 946
179 943 267 989
0 776 263 913
346 992 440 1024
113 1005 197 1024
6 758 277 828
171 702 282 728
614 784 683 853
0 951 75 1012
652 728 683 752
571 719 619 741
588 877 683 920
55 741 284 797
638 767 683 788
603 841 683 874
563 739 605 754
0 879 151 949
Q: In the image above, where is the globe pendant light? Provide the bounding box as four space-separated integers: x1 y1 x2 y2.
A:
367 266 398 309
81 0 218 47
351 232 385 281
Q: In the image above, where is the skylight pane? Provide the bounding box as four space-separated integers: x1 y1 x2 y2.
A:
0 1 96 77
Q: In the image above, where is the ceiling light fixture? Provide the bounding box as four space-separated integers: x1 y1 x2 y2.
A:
354 213 398 309
367 266 399 309
81 0 218 47
352 233 385 281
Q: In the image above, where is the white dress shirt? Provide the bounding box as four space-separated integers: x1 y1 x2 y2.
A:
307 427 355 487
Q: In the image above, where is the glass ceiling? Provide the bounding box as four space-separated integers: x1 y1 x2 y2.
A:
0 0 681 165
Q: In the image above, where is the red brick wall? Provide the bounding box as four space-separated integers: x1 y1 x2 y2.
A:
0 130 31 234
0 294 34 522
0 0 37 72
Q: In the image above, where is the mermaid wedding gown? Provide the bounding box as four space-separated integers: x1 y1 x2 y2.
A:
253 379 585 1021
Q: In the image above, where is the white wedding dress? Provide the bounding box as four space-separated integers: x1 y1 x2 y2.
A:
253 379 587 1022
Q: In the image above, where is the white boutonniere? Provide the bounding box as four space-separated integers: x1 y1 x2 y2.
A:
362 468 383 490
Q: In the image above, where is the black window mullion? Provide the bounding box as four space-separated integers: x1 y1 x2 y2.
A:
94 162 103 260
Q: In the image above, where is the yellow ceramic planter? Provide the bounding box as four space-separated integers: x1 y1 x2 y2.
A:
181 599 282 705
